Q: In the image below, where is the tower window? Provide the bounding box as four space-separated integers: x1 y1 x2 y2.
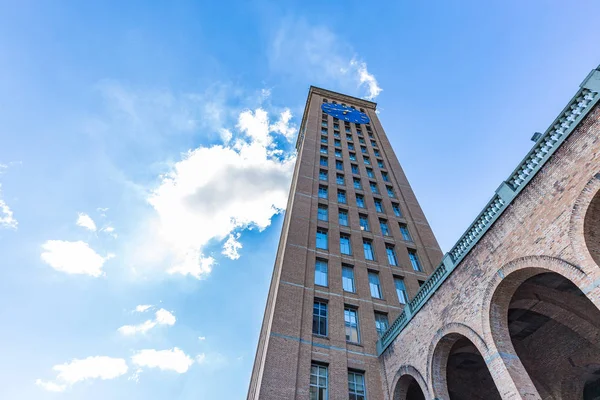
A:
310 364 328 400
394 277 407 304
314 259 328 287
316 229 328 250
344 307 360 343
375 312 389 338
409 250 422 272
368 271 383 299
363 240 374 261
342 265 355 292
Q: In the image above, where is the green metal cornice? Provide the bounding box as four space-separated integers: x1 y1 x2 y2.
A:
377 65 600 356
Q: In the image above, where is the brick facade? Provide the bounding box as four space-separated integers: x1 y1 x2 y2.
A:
247 87 442 400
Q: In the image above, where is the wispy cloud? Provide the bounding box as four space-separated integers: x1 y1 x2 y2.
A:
269 18 382 100
36 356 128 392
76 212 97 231
0 184 17 229
40 240 114 277
118 308 176 335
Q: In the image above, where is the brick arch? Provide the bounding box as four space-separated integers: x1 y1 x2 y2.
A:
569 172 600 273
390 365 429 400
428 324 493 400
426 322 488 384
482 256 596 399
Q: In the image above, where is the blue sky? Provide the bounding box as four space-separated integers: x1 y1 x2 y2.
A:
1 1 600 399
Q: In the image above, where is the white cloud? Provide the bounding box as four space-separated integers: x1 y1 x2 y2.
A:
270 108 297 140
101 225 117 238
76 212 97 231
41 240 114 277
198 336 206 341
135 304 153 313
118 308 175 335
131 348 194 373
350 59 383 100
118 319 157 335
36 356 128 392
222 233 242 260
0 184 17 229
269 18 382 100
145 107 295 279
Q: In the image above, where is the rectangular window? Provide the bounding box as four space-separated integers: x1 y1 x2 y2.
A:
334 131 340 138
338 190 347 204
368 132 374 138
340 234 352 255
374 199 384 213
366 168 374 178
346 134 353 141
346 127 351 133
342 265 355 292
381 171 389 182
351 164 359 174
336 160 344 171
371 140 377 147
312 301 328 336
386 245 398 266
359 214 370 231
344 307 360 343
363 156 371 165
335 139 341 147
321 136 327 144
380 219 390 236
361 146 367 154
336 174 345 185
316 229 328 250
374 150 381 157
356 129 362 135
349 152 357 161
387 186 395 198
335 149 342 158
318 185 328 199
315 259 328 287
321 128 328 135
359 137 366 145
319 170 327 181
320 145 328 154
348 371 366 400
348 143 355 150
356 194 365 208
378 160 385 168
369 271 383 299
321 121 328 127
375 312 389 338
394 277 408 304
370 182 379 194
363 240 374 261
339 209 349 226
353 178 362 190
399 224 412 241
409 250 423 272
392 203 402 217
310 364 328 400
317 204 328 221
320 156 328 167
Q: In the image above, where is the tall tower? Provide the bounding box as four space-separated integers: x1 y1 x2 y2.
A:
248 87 443 400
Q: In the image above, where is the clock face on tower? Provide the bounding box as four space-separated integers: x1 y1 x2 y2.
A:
321 103 370 124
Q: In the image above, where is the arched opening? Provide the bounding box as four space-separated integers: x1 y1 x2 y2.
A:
431 332 501 399
584 188 600 267
445 337 501 399
505 272 600 399
393 374 426 400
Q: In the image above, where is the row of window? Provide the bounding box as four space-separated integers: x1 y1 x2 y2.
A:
314 260 409 304
317 184 396 205
320 143 381 159
320 155 386 171
315 229 422 270
311 364 366 400
317 204 412 240
320 129 378 148
319 168 390 188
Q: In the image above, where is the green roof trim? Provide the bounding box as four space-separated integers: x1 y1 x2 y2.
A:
377 65 600 356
